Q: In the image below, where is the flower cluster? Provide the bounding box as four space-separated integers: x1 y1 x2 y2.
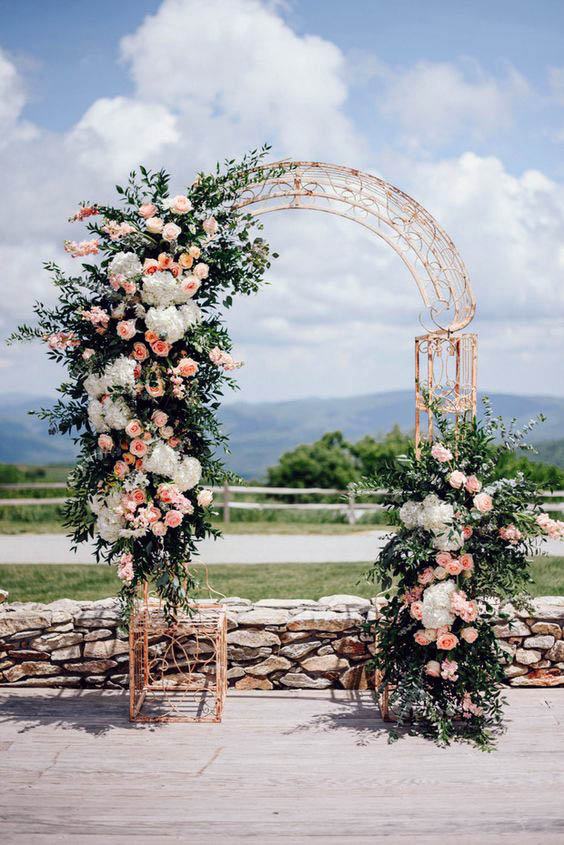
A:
355 405 564 749
11 149 281 620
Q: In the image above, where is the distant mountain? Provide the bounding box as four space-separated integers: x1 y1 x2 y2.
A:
2 390 563 479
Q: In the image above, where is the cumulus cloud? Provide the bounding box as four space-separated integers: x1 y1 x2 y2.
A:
377 60 529 148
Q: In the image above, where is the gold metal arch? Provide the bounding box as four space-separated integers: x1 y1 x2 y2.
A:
234 161 476 334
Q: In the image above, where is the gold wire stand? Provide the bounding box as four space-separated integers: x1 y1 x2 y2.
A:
129 586 227 724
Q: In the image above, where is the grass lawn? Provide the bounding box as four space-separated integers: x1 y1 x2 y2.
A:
0 557 562 604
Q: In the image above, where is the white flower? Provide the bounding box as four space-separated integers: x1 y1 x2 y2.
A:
104 356 137 393
178 302 202 330
399 501 421 529
88 396 132 431
145 303 202 343
123 471 149 491
419 494 454 535
90 490 123 543
87 399 108 432
109 251 142 279
143 442 179 477
141 271 193 308
432 527 465 551
173 456 202 491
84 374 107 399
421 580 456 629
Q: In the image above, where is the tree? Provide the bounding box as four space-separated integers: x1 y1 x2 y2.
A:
266 431 358 491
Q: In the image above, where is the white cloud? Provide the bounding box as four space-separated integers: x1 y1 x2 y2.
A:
378 61 529 148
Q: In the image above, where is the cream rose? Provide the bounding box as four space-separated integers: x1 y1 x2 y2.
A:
145 216 164 234
162 222 182 242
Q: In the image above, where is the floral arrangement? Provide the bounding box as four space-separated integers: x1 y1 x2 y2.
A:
10 147 281 621
354 401 564 749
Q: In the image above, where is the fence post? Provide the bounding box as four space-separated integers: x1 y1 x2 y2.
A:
347 490 356 525
223 482 230 524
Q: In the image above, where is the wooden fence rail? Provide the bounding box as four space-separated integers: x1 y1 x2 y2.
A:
1 483 562 525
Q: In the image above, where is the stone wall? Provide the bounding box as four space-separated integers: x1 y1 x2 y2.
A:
1 594 563 690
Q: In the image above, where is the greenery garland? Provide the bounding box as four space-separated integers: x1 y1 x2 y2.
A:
9 147 282 622
354 401 563 749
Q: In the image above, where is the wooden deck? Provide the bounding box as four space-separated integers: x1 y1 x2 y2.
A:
0 689 563 844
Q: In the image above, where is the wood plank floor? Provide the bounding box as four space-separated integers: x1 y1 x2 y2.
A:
0 688 563 844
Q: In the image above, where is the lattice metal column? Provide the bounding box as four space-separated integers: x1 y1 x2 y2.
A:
415 332 477 445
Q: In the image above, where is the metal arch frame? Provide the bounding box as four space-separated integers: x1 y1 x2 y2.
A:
233 161 476 334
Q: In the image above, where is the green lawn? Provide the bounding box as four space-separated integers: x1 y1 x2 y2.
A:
0 557 562 604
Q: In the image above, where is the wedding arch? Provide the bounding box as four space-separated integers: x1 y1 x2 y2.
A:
233 161 478 441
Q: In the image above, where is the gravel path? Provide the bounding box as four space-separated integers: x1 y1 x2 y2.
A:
0 531 562 564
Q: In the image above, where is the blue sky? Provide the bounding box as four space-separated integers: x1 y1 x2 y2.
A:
0 0 563 402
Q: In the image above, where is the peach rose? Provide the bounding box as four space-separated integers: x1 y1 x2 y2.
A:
188 245 201 259
460 626 478 643
448 470 466 489
445 558 463 576
146 382 164 398
180 277 200 297
178 252 194 269
145 330 159 343
462 525 473 540
157 483 174 503
435 552 452 567
202 216 218 237
169 195 192 214
465 475 482 494
436 632 459 650
123 452 135 465
157 252 174 269
164 510 183 528
473 492 493 513
193 262 209 280
197 489 213 507
114 460 129 479
125 419 143 438
168 437 180 448
130 438 148 457
97 434 114 451
117 320 137 341
151 521 167 536
418 566 435 586
425 660 441 677
176 357 198 377
434 566 448 581
431 442 453 462
162 222 182 242
139 203 157 219
409 601 423 620
145 216 164 234
414 630 432 646
151 340 171 357
459 553 474 571
133 342 149 362
131 489 146 506
145 505 161 524
143 258 159 272
152 410 168 428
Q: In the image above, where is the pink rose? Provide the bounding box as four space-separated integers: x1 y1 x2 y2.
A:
445 558 463 576
417 566 435 586
203 216 218 236
151 411 167 428
431 443 453 462
473 492 493 513
448 470 466 489
98 434 113 452
114 460 129 479
435 552 452 567
425 660 441 678
409 601 423 620
143 258 159 272
131 489 146 506
193 262 209 280
462 525 473 540
132 342 149 362
440 659 459 681
459 553 474 571
197 489 213 507
151 340 171 357
130 438 148 457
180 277 200 297
125 420 143 438
145 505 161 524
164 510 183 528
169 195 192 214
414 630 432 646
117 320 137 341
151 521 167 537
117 552 134 582
436 632 459 650
176 357 199 377
139 203 157 219
465 475 482 494
145 216 164 234
82 348 95 361
499 524 522 544
162 222 182 242
460 626 478 643
157 483 174 503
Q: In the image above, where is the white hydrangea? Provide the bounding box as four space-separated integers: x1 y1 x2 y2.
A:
87 396 132 432
399 501 421 529
419 494 454 534
141 272 193 307
90 490 123 543
109 251 143 279
173 456 202 492
421 580 456 629
84 373 107 399
83 356 136 399
145 303 201 343
143 442 179 477
432 527 465 551
87 398 108 432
